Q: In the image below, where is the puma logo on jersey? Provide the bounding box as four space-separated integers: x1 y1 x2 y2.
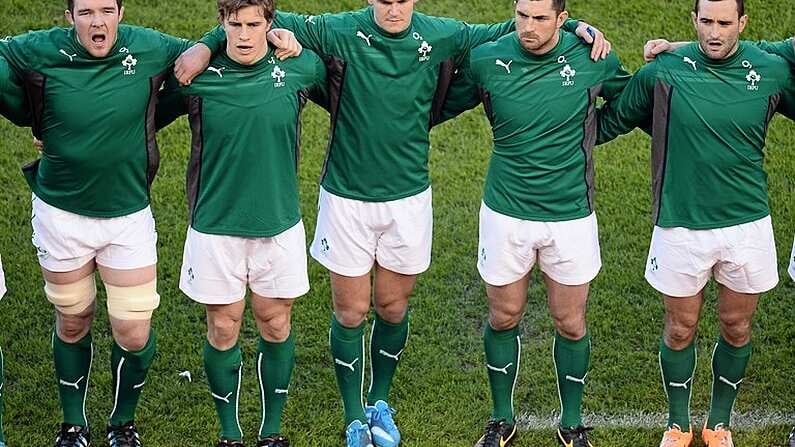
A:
565 373 587 385
274 388 289 394
487 362 513 375
719 376 743 390
495 59 513 73
683 56 697 71
207 66 225 78
305 16 316 24
668 377 692 390
211 391 234 404
378 349 403 361
334 357 359 372
356 31 373 47
59 376 85 389
59 49 77 62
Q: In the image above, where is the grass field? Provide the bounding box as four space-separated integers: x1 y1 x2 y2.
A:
1 0 794 446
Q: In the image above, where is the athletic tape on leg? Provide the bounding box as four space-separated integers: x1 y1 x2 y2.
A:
105 280 160 320
45 275 96 315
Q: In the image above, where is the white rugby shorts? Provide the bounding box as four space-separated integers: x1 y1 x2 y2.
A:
645 215 778 297
477 203 602 286
310 187 433 277
180 221 309 304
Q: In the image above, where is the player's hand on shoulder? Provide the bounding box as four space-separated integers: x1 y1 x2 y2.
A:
268 29 303 61
175 43 212 86
644 39 672 63
576 21 611 61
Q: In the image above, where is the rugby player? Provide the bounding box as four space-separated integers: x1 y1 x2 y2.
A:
0 53 31 447
645 26 795 447
597 1 795 446
0 1 299 446
440 0 630 445
155 0 324 446
176 2 611 446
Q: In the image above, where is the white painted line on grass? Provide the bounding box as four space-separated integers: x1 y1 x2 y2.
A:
516 411 795 430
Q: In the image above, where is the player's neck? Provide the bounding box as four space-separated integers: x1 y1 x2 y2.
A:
524 29 561 56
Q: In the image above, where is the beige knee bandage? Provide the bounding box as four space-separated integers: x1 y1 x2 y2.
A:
45 275 97 315
105 280 161 320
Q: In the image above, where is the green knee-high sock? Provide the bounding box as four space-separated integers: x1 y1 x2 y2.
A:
659 339 696 432
330 316 366 425
484 324 520 422
0 346 5 443
53 331 93 427
109 330 157 425
554 331 591 429
258 333 295 438
367 312 409 405
706 336 751 429
204 341 243 441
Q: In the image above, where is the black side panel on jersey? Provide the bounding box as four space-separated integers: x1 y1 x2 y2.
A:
186 95 204 225
145 70 170 192
320 55 346 182
22 70 45 139
479 87 494 126
651 80 674 226
581 85 603 213
429 58 456 128
20 71 46 185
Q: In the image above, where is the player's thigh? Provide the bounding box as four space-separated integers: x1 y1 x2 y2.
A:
310 187 378 277
645 226 715 298
714 216 778 294
538 213 601 286
486 274 531 329
477 202 536 287
31 194 98 273
248 221 310 300
179 228 249 304
376 187 433 276
250 294 295 342
544 274 590 323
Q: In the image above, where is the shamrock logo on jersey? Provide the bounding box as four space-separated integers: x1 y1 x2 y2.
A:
418 41 433 62
745 69 761 91
560 64 576 86
122 54 137 75
272 65 286 87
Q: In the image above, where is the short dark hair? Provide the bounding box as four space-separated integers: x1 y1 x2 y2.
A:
218 0 275 22
67 0 123 12
522 0 566 14
694 0 745 17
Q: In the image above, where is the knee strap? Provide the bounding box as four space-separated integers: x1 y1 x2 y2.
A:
45 275 96 315
105 280 160 321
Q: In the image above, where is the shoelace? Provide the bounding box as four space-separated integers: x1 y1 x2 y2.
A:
483 420 507 446
108 425 141 447
56 427 88 447
346 424 369 447
372 405 398 433
563 426 594 447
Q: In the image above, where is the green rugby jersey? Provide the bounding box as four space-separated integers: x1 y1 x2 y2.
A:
157 48 326 238
598 42 795 230
0 55 29 126
201 9 579 202
758 38 795 67
0 26 192 217
442 31 630 221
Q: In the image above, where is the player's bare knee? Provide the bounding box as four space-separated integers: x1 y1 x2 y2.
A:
259 315 291 343
663 322 697 349
374 298 408 324
207 314 242 349
57 312 93 342
719 317 752 346
488 309 521 332
553 315 587 340
335 307 368 328
109 318 151 351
